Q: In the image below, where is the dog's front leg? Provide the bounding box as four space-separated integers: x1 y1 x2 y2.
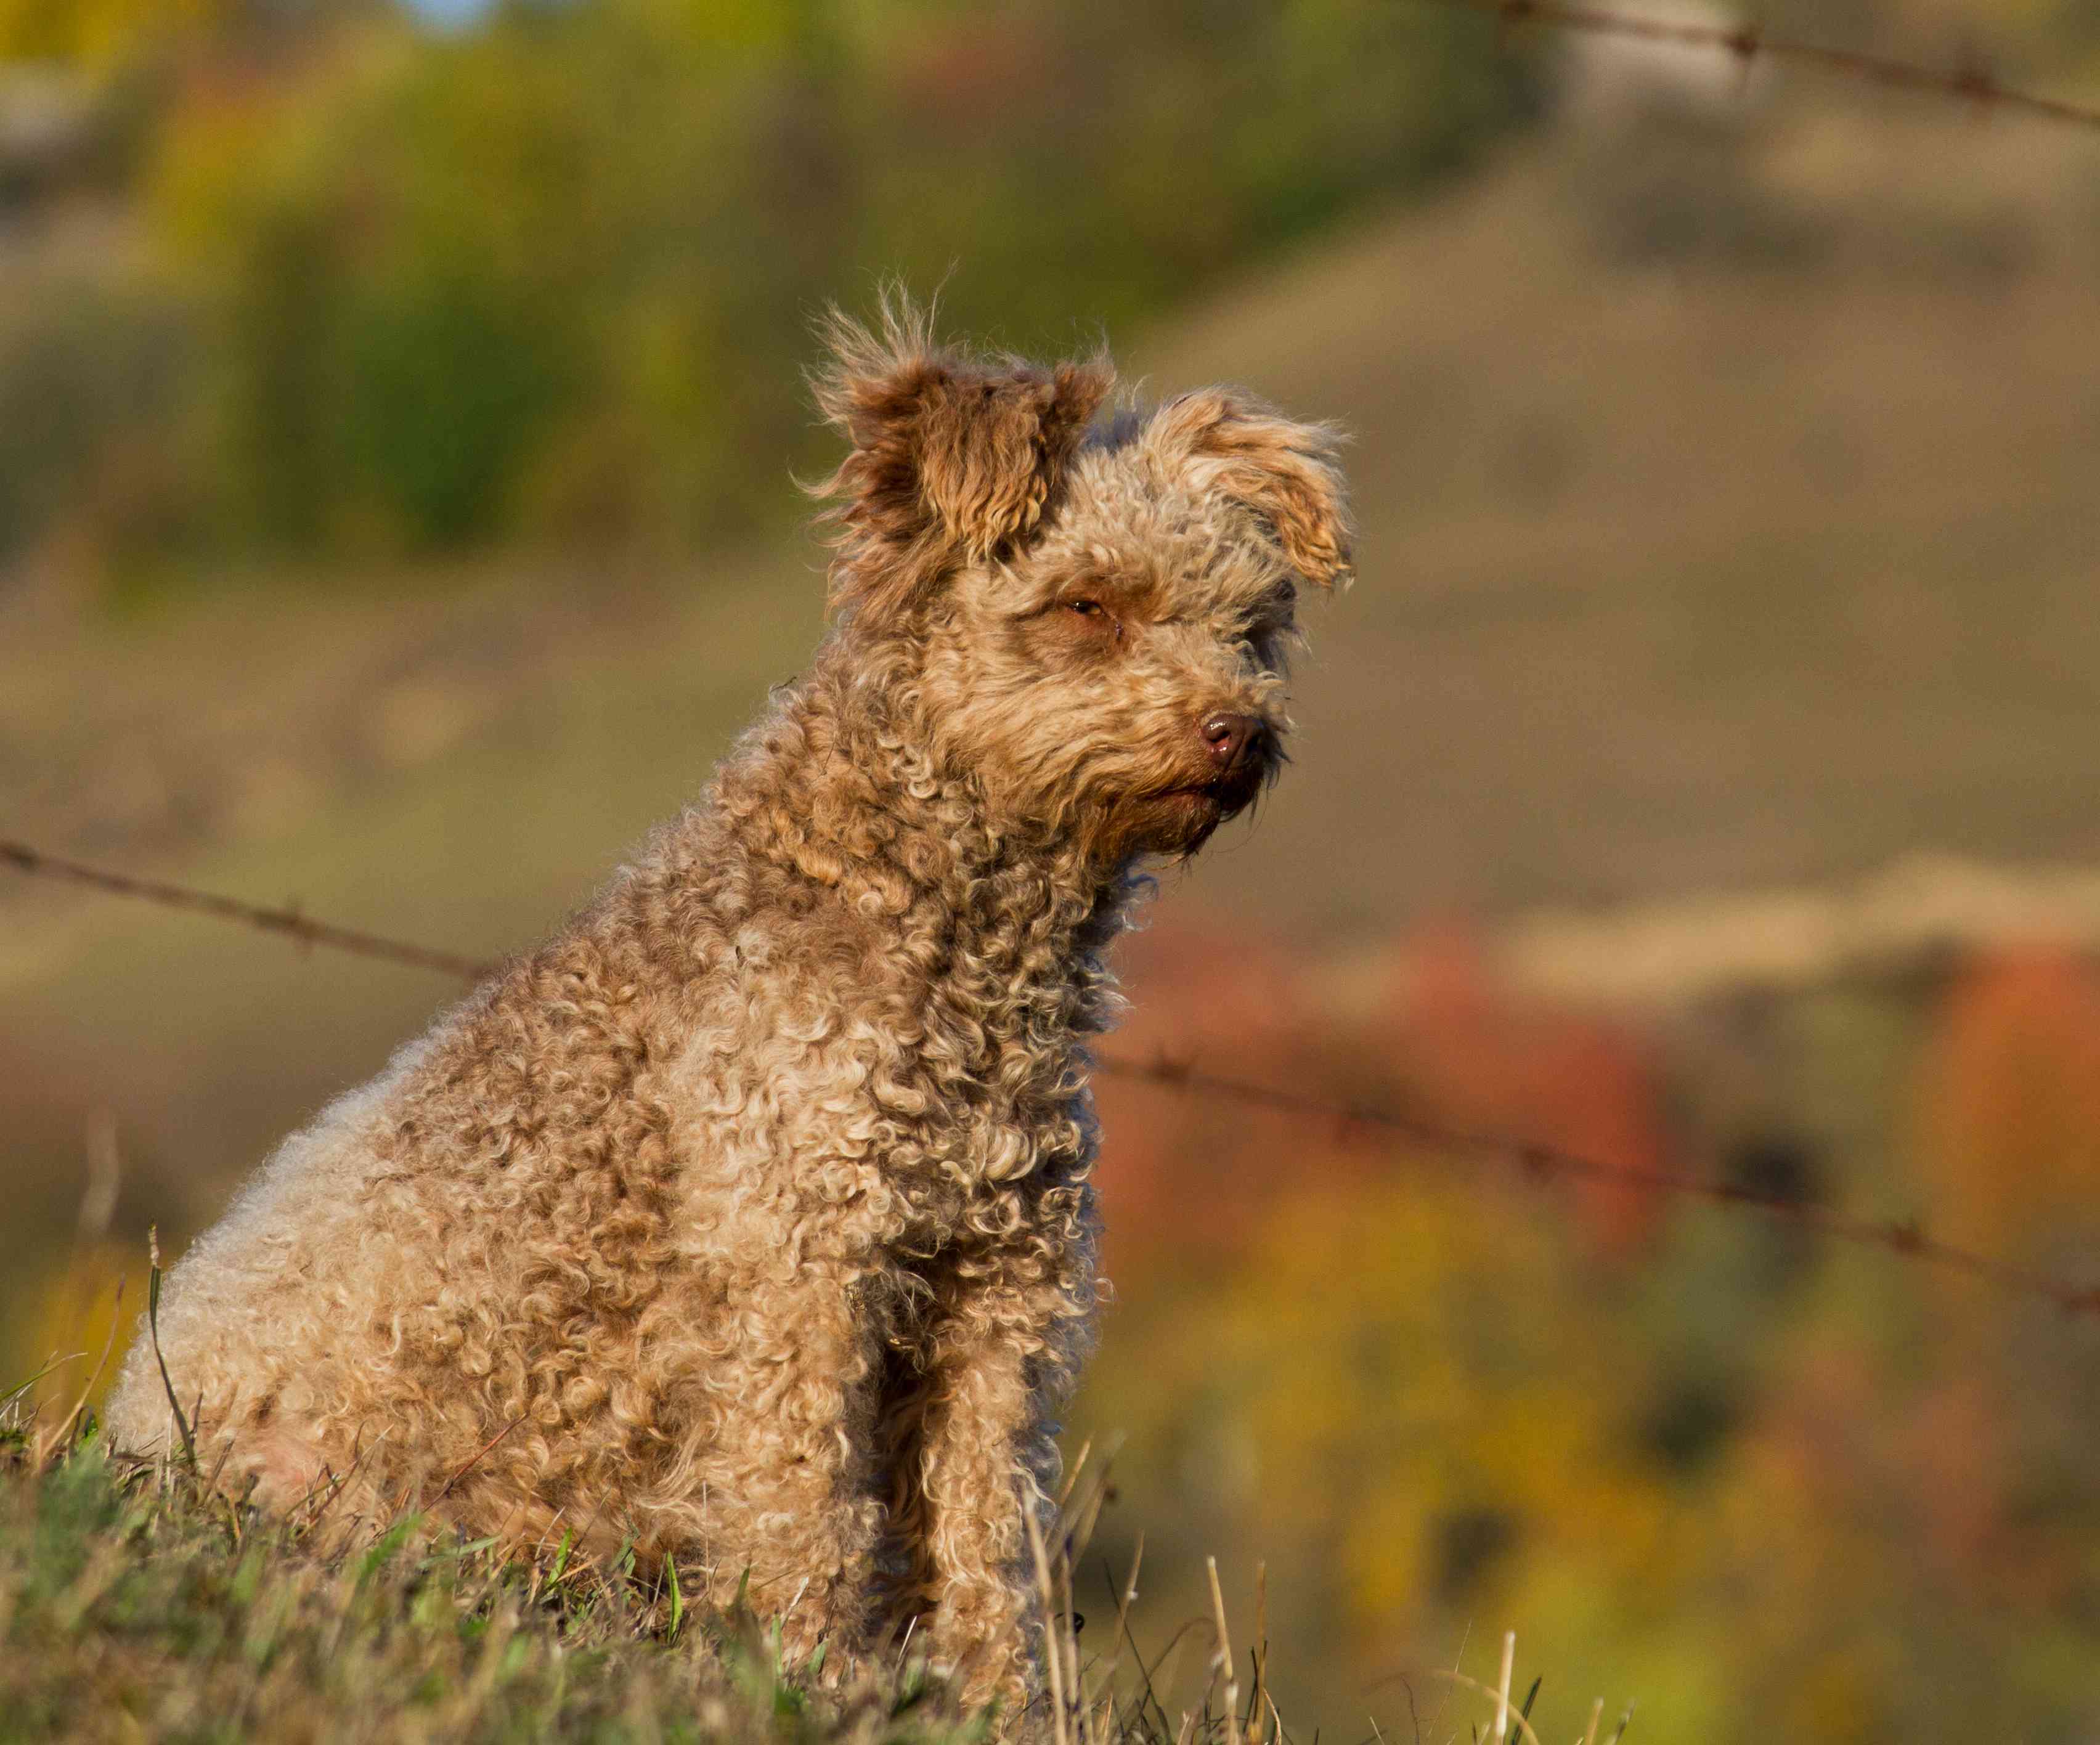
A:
908 1300 1044 1712
906 1219 1097 1717
682 1253 887 1674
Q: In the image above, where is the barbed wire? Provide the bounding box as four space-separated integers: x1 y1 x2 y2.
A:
1433 0 2100 134
0 840 490 982
9 834 2098 1320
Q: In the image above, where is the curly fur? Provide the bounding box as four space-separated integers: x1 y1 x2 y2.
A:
104 295 1351 1713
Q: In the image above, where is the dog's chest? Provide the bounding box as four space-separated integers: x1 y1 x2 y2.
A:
893 959 1095 1191
662 914 1097 1246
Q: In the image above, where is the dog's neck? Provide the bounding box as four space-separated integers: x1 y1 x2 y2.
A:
708 638 1139 1032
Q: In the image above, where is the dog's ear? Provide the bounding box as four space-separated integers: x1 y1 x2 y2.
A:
1146 390 1353 589
812 300 1115 622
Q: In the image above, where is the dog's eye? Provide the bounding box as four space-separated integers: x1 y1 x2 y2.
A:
1061 597 1121 641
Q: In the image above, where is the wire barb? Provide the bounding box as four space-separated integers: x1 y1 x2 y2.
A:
8 835 2099 1320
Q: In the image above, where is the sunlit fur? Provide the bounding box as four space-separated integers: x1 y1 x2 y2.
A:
104 296 1351 1714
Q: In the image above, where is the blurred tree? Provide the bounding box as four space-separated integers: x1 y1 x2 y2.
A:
118 0 1528 571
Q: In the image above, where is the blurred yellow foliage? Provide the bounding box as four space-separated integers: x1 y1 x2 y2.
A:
11 1240 140 1417
0 0 220 67
1222 1186 1677 1635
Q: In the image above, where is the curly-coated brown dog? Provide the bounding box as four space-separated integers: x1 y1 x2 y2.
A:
105 298 1351 1710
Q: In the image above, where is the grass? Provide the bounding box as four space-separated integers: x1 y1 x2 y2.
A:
0 1384 1590 1745
0 1431 1059 1745
0 1407 991 1745
0 1251 1004 1745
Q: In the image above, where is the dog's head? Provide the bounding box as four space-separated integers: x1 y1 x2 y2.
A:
813 297 1351 867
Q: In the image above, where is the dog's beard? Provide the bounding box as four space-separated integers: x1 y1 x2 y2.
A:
1144 789 1230 855
1106 761 1269 860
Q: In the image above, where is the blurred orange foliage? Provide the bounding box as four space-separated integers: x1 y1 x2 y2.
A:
1916 946 2100 1253
1095 913 1671 1274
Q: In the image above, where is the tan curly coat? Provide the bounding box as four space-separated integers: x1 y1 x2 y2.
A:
105 299 1351 1710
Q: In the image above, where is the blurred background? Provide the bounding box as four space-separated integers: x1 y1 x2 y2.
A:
6 0 2100 1735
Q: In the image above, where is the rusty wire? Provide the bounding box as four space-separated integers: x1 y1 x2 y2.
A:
1434 0 2100 134
9 834 2099 1319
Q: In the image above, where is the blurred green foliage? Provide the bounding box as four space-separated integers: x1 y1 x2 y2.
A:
0 272 187 553
4 0 1528 573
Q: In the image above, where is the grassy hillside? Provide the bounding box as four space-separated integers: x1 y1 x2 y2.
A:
1128 105 2100 930
7 104 2099 1237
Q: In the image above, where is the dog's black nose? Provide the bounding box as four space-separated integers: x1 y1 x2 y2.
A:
1200 712 1261 772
